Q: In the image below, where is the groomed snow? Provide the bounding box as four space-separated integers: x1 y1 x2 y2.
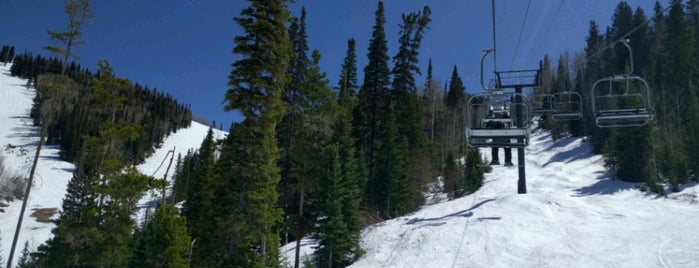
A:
0 63 226 267
344 130 699 267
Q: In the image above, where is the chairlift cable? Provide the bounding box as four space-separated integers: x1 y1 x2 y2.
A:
510 0 532 70
522 0 564 67
492 0 497 72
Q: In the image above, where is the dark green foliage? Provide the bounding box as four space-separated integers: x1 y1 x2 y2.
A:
31 64 168 267
0 45 9 63
17 241 33 268
131 204 191 268
375 103 415 217
217 0 291 266
356 2 391 213
7 46 14 62
443 152 461 199
184 128 219 267
444 66 467 156
569 1 699 192
13 54 191 164
339 39 359 106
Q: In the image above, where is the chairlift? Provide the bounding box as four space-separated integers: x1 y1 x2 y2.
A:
531 93 556 115
466 91 530 148
551 91 583 121
591 39 653 127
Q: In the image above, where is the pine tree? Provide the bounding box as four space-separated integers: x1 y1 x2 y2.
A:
391 5 431 149
286 50 337 268
445 66 466 156
0 45 8 64
44 0 93 75
375 102 414 217
184 128 217 267
338 38 359 106
218 0 291 266
315 68 364 264
136 204 191 268
277 7 310 256
8 46 14 63
17 241 32 268
356 1 391 213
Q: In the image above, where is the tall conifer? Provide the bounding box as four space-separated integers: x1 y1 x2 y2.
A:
218 0 291 266
357 1 391 213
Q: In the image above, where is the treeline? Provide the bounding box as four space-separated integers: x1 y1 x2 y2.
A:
0 44 16 64
19 0 487 267
537 0 699 193
10 53 192 163
163 1 485 267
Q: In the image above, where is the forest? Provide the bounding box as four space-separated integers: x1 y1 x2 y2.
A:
2 0 699 267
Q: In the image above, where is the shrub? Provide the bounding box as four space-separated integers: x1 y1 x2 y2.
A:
0 154 27 201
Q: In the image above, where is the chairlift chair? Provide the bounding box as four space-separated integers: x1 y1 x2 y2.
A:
531 93 556 115
551 91 583 121
591 39 653 128
466 91 530 148
591 75 653 127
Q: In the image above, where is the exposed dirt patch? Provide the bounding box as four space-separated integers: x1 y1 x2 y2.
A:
30 207 58 223
0 201 8 207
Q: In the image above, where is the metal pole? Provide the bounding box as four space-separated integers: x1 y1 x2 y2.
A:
7 132 44 268
515 87 527 194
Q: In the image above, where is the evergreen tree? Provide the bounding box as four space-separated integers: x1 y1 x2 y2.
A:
445 66 466 156
17 241 32 268
338 38 358 106
391 6 431 149
443 151 461 199
44 0 93 75
356 1 391 214
583 20 610 154
375 103 414 217
134 204 191 268
280 48 337 268
0 45 8 63
7 46 14 63
184 128 217 267
217 0 291 266
277 7 310 256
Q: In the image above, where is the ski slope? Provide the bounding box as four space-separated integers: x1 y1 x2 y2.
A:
344 130 699 267
0 63 226 267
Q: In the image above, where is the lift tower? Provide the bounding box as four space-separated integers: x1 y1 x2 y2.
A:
494 69 539 193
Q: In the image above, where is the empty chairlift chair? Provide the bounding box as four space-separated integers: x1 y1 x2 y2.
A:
591 39 653 127
551 91 583 121
531 93 556 115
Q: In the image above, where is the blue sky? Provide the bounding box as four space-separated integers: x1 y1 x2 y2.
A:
1 0 658 129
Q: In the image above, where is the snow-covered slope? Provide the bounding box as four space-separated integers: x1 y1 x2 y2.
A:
345 130 699 267
0 63 226 267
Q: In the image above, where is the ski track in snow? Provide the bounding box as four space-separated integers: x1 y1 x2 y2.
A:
0 64 226 267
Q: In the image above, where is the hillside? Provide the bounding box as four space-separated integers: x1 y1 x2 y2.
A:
0 63 226 267
345 130 699 267
4 59 699 267
282 129 699 267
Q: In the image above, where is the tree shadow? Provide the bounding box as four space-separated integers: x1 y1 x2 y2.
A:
541 146 592 167
573 170 640 196
406 198 498 225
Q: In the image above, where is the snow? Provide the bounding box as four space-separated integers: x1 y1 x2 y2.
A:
3 62 699 267
284 131 699 266
0 63 225 267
